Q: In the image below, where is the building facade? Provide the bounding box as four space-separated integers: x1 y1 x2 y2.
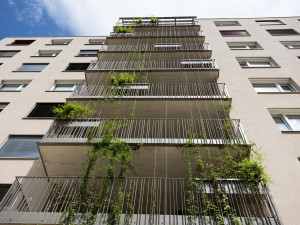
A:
0 16 299 224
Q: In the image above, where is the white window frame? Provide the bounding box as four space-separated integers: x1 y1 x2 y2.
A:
281 41 300 49
87 39 107 45
78 50 98 56
272 114 300 131
214 21 241 26
256 20 284 26
0 83 27 91
50 83 76 92
253 83 296 92
50 39 72 45
237 58 277 68
35 50 60 57
227 42 261 50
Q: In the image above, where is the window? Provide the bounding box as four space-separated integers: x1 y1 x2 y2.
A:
237 57 278 68
65 63 90 71
272 114 300 131
252 83 296 93
87 39 107 45
154 43 182 50
78 50 98 57
267 29 299 36
9 40 35 45
0 103 8 112
280 41 300 49
256 20 284 25
35 50 61 57
27 103 62 118
0 135 42 158
0 84 27 91
49 39 72 45
51 84 76 91
227 42 261 50
214 21 240 26
0 51 20 57
17 63 48 72
220 30 250 37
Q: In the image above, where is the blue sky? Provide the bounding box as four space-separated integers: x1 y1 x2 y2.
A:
1 0 300 40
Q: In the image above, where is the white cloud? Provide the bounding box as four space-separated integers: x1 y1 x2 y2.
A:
8 0 45 26
24 0 300 35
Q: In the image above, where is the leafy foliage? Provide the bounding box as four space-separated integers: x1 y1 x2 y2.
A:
150 17 158 23
109 72 135 86
53 103 95 121
116 26 133 33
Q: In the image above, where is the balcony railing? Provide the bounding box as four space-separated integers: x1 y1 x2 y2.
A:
100 43 210 52
70 83 230 99
117 16 199 27
41 118 247 145
87 59 217 71
109 30 204 38
0 177 283 225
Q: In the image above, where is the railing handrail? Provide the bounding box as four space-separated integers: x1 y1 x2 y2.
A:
100 43 211 52
109 30 204 37
70 83 229 99
41 118 247 145
87 59 218 70
0 176 283 225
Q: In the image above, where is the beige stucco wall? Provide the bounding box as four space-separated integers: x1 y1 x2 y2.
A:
0 36 105 183
197 16 300 225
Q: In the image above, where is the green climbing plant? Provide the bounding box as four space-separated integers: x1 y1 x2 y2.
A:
53 103 95 121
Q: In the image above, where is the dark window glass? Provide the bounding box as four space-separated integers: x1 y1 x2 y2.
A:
0 103 9 112
0 135 43 158
17 63 48 72
0 51 20 57
65 63 90 71
0 184 11 202
256 20 284 25
27 103 62 118
78 50 98 56
10 40 35 45
267 29 299 36
220 30 250 37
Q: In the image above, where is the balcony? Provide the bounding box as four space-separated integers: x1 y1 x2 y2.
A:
38 118 248 176
0 177 283 225
107 31 205 44
98 43 212 60
67 83 230 118
118 16 199 27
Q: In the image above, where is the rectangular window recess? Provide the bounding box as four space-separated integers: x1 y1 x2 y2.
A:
0 84 27 91
227 42 261 50
267 29 299 36
35 50 61 57
281 41 300 49
256 20 285 25
17 63 48 72
0 103 9 112
27 103 63 118
0 51 20 57
10 40 35 45
50 39 72 45
78 50 98 56
272 113 300 131
237 58 278 68
0 135 43 158
51 84 76 91
65 63 90 71
214 21 240 26
220 30 250 37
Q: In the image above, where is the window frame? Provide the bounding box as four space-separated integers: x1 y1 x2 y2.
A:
65 63 90 71
8 40 35 46
280 41 300 49
0 51 20 57
47 39 72 45
272 114 300 131
0 83 27 92
253 83 296 93
227 42 262 50
220 30 250 37
214 21 241 27
266 29 300 36
0 103 9 112
86 39 107 45
256 20 285 26
26 102 63 119
237 57 279 68
16 63 49 72
50 83 76 92
34 50 61 57
77 50 98 57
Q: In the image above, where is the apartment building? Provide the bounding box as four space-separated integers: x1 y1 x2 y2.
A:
0 16 299 224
